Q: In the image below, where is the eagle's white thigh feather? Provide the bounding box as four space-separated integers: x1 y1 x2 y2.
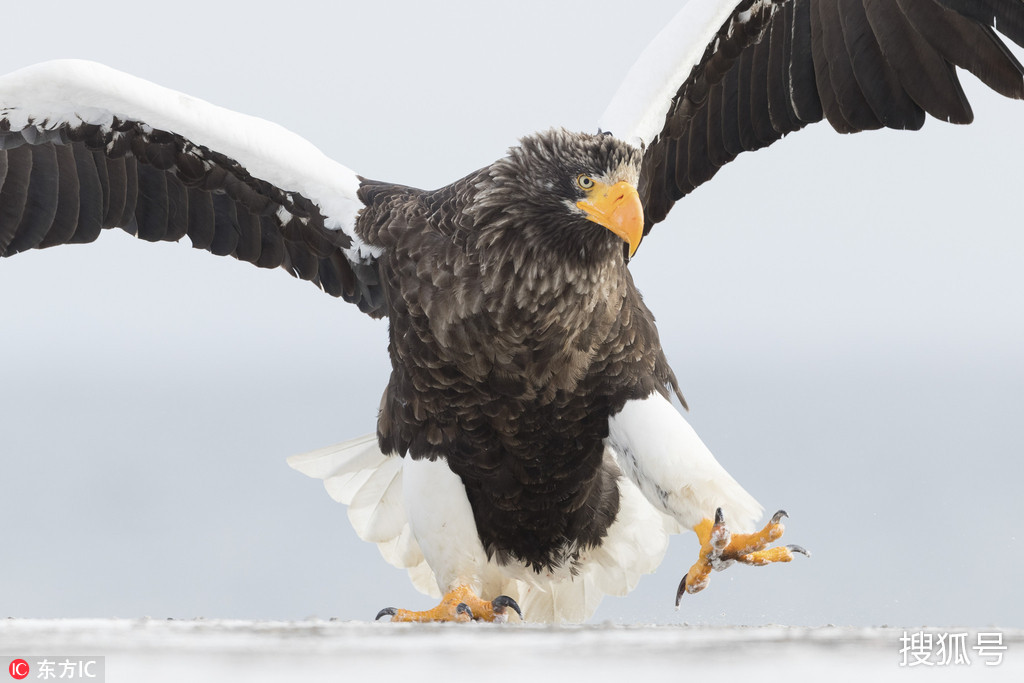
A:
606 392 763 534
289 435 681 622
400 457 507 596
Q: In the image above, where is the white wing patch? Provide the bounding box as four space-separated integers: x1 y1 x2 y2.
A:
606 392 763 534
289 435 681 623
0 59 380 263
599 0 755 146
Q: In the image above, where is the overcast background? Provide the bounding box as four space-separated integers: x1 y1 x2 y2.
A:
1 0 1022 627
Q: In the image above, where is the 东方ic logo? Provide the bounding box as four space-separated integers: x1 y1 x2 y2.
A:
8 659 29 680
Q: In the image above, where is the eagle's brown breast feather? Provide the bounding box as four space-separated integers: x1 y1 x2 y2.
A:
355 130 679 570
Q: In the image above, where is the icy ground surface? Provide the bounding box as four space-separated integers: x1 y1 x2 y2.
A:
2 620 1021 682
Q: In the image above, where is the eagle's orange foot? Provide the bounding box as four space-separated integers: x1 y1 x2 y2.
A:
676 508 809 605
375 584 523 623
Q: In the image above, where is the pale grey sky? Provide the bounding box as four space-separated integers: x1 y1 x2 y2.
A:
1 0 1022 626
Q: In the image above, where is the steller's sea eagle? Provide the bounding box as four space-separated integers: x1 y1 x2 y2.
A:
2 0 1023 622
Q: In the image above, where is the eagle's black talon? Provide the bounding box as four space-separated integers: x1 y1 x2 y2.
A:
770 510 788 524
709 507 731 555
375 607 397 621
491 595 523 620
675 575 687 607
787 544 810 557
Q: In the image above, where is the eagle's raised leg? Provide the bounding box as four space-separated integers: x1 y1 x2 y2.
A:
375 585 522 623
607 393 809 605
675 508 810 604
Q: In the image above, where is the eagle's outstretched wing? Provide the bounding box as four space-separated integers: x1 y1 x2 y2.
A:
0 60 385 316
599 0 1024 233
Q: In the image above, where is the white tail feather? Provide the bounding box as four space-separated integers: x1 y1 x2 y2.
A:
287 435 441 598
347 460 405 542
288 434 382 501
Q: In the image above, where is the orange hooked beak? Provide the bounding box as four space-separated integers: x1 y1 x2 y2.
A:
576 180 644 257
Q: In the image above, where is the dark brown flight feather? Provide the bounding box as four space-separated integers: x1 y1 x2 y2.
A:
637 0 1024 235
0 118 384 315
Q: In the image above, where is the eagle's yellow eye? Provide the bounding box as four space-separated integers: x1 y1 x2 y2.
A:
577 175 595 190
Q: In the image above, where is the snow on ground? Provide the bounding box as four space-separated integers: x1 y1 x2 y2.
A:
1 620 1021 682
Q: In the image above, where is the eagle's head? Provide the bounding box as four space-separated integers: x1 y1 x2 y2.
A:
471 129 645 263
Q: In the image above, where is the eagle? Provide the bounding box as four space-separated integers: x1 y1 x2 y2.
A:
1 0 1022 623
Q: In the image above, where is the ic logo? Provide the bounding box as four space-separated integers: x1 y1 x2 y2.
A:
8 659 29 680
